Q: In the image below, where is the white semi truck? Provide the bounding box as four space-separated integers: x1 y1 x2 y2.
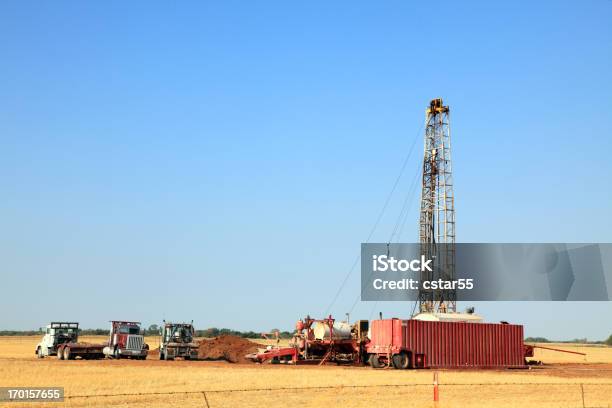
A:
35 322 104 359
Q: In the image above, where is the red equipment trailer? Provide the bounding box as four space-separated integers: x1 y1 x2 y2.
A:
366 318 526 369
247 315 369 365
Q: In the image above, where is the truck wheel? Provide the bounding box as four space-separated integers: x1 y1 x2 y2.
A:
37 347 43 359
113 348 120 359
369 354 383 369
159 350 164 360
57 347 64 360
392 352 409 369
64 347 72 360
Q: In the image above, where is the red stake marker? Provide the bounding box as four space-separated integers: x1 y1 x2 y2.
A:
433 371 439 402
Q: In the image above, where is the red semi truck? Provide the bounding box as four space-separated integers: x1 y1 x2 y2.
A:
102 321 149 359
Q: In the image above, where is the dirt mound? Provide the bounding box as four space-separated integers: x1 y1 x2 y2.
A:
198 335 263 364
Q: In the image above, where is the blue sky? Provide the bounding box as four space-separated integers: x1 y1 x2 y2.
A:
1 1 611 339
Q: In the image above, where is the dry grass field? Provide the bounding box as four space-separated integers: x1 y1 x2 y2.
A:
0 336 611 407
528 342 612 364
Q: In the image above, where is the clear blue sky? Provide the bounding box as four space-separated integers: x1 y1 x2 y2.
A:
1 1 611 339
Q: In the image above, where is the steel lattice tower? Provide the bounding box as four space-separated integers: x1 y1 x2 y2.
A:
418 98 456 313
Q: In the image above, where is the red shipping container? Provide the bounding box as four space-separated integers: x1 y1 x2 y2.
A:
366 318 525 368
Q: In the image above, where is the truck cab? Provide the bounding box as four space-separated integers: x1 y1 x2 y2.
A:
102 321 148 359
159 321 199 360
35 322 79 358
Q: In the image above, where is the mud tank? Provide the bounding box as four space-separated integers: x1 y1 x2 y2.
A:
366 318 525 369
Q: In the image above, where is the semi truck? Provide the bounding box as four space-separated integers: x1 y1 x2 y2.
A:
159 321 199 360
35 322 104 360
102 321 149 359
35 321 148 360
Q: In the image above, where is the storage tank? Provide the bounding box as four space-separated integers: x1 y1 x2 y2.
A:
366 318 525 368
312 321 352 340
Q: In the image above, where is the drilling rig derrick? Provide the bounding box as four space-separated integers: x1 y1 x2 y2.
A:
418 98 456 313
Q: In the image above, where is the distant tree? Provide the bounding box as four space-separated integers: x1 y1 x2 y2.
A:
606 334 612 346
198 327 220 338
0 330 39 336
0 326 296 338
525 337 550 343
193 327 291 339
280 331 293 339
80 328 107 335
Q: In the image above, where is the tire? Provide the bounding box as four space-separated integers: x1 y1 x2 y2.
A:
113 348 120 359
369 354 383 369
159 350 164 360
57 347 64 360
392 353 409 369
37 347 43 359
64 347 72 360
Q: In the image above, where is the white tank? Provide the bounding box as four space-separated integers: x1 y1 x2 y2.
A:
312 321 352 340
412 312 483 323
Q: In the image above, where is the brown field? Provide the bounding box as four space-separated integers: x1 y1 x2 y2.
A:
0 336 611 407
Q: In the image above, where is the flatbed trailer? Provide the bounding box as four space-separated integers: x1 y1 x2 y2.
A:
57 342 105 360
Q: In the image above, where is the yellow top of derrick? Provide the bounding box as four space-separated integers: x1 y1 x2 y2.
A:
427 98 449 115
